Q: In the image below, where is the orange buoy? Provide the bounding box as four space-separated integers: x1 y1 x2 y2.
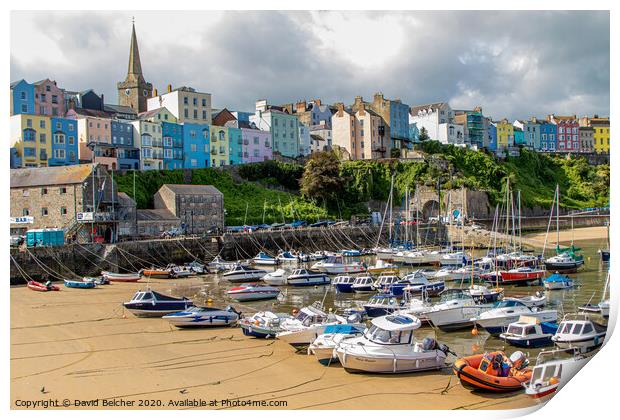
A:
471 327 479 336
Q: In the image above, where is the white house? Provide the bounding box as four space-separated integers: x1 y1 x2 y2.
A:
437 123 465 145
147 85 212 125
408 102 453 141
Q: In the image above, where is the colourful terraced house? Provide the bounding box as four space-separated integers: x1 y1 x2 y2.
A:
495 119 514 150
50 117 78 166
162 121 185 169
10 79 35 115
590 118 610 154
548 115 579 153
210 126 230 167
10 114 52 168
539 120 557 152
183 123 210 169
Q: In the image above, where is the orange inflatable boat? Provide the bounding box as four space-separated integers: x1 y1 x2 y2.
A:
453 352 532 392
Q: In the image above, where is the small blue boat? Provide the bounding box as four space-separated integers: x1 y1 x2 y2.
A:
543 273 574 290
64 279 96 289
123 290 193 317
333 275 355 293
500 316 559 348
363 294 404 318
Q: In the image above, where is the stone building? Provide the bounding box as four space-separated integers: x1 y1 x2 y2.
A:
136 209 181 237
10 163 120 241
409 186 492 221
153 184 224 234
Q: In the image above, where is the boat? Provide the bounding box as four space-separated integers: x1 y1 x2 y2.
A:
27 280 60 292
140 267 172 279
499 267 546 285
440 251 469 266
253 252 279 266
276 304 351 349
401 271 445 297
333 275 355 293
465 284 504 304
336 314 452 374
101 271 141 282
472 300 557 335
543 272 574 290
239 311 293 338
504 291 547 308
311 256 365 274
544 249 584 272
221 264 267 282
363 294 404 318
123 289 193 317
424 289 493 332
187 261 207 274
341 249 361 257
453 351 531 392
308 324 365 365
286 268 330 286
499 315 558 348
351 275 375 293
162 306 241 327
225 283 280 302
524 348 594 398
168 264 194 278
433 266 482 282
373 274 401 292
261 268 288 286
578 272 610 318
398 295 433 323
599 249 610 262
207 256 237 273
366 259 398 274
552 313 607 350
64 278 96 289
87 276 109 285
276 251 299 263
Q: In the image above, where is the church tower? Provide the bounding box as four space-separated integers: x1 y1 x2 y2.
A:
117 22 152 113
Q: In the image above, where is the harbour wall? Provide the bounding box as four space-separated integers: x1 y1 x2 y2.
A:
473 214 609 232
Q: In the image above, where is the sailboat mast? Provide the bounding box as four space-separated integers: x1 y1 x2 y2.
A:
556 184 560 248
518 190 522 251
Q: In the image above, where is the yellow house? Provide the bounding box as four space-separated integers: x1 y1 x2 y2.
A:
10 114 52 167
495 118 514 149
210 126 229 167
591 118 610 154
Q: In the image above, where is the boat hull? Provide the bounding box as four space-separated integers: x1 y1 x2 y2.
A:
334 283 354 293
337 350 446 374
64 280 96 289
226 291 280 302
453 355 532 393
287 275 330 286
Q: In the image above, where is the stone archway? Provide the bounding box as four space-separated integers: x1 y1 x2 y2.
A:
422 200 440 221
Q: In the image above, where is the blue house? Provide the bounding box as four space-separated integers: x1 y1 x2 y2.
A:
112 120 140 170
408 122 420 143
487 122 497 151
539 121 557 152
162 122 184 169
513 127 525 146
49 117 78 166
10 148 21 168
11 80 35 115
228 127 243 165
183 123 210 168
389 100 412 149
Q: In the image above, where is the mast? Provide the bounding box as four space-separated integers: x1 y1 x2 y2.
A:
518 190 522 251
388 173 394 245
504 178 510 254
542 185 557 258
556 184 560 249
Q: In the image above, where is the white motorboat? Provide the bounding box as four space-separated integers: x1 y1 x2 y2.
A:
311 256 365 274
262 268 288 286
552 313 607 350
276 251 300 263
308 324 365 365
207 256 237 273
367 259 398 273
401 271 445 297
432 266 481 282
336 314 452 374
401 250 440 266
187 261 207 274
504 292 547 308
286 268 330 286
225 283 280 302
239 311 293 338
351 275 375 293
464 284 504 303
276 304 350 349
373 274 401 292
221 264 267 282
424 289 493 332
168 264 193 278
472 300 558 335
398 296 433 323
123 289 193 317
524 348 594 399
162 306 241 327
440 251 469 266
253 252 279 266
499 315 558 348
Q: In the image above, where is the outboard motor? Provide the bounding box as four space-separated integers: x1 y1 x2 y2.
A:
347 313 362 324
509 351 529 370
422 337 438 351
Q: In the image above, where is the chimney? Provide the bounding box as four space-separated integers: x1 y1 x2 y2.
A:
374 92 383 102
167 84 172 93
336 103 345 117
296 101 306 113
359 103 366 116
354 96 363 109
474 106 482 113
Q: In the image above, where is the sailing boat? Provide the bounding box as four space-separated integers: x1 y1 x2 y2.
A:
578 271 610 318
598 221 610 262
543 185 585 272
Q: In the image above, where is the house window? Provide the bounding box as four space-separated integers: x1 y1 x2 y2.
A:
60 207 67 215
202 129 209 139
193 109 198 119
184 97 189 105
41 207 48 216
54 149 66 159
39 120 46 129
191 159 197 167
20 91 26 100
68 136 75 145
22 208 29 216
219 131 225 141
27 119 32 128
40 133 46 143
184 109 189 118
41 187 48 195
21 104 28 113
191 144 197 152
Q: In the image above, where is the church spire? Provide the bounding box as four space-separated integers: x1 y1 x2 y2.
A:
127 22 143 80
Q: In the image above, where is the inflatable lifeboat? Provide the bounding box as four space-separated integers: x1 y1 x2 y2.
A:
453 351 532 392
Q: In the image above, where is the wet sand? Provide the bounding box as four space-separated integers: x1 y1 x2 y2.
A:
10 279 539 411
524 226 608 248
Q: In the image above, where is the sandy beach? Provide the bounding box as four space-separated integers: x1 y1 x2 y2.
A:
524 226 608 249
10 279 539 411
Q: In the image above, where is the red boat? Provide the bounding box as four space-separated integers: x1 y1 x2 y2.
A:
27 281 60 292
499 267 545 284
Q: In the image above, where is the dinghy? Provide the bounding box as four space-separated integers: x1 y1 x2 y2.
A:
27 280 60 292
123 289 193 317
336 314 452 374
163 306 241 327
225 283 280 302
239 311 293 338
453 351 531 393
261 268 288 286
101 271 141 282
64 278 96 289
140 267 173 279
499 316 558 348
308 324 365 365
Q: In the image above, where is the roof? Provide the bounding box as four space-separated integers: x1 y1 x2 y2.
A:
136 209 180 222
410 102 447 115
11 164 95 188
212 108 237 126
310 134 325 141
69 108 113 118
104 104 137 115
138 107 166 120
117 192 136 206
371 314 421 331
159 184 223 196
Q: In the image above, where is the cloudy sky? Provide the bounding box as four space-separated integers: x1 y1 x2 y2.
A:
11 10 609 120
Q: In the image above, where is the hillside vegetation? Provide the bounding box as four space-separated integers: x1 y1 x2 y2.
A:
115 143 609 225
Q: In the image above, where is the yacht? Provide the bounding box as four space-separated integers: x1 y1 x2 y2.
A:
335 314 452 374
440 251 469 266
544 251 584 271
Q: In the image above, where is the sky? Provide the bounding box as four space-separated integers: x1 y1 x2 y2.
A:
10 10 610 120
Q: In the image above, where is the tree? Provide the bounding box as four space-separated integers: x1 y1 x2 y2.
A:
419 127 430 142
300 151 343 205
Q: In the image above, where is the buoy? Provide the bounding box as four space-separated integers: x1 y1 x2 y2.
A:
472 344 480 353
471 327 479 336
329 307 333 312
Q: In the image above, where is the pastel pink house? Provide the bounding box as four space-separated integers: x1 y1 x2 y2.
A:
34 79 66 117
